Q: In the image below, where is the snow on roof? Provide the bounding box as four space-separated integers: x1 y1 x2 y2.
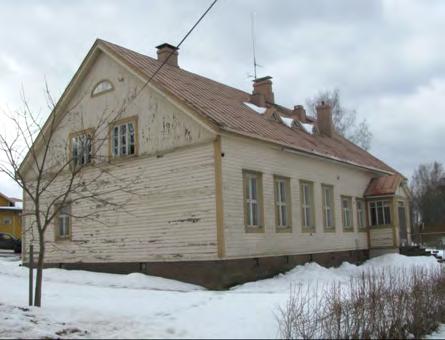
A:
301 123 314 135
0 206 22 211
280 116 294 128
243 102 267 114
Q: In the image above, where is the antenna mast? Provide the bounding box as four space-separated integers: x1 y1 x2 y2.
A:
251 12 258 79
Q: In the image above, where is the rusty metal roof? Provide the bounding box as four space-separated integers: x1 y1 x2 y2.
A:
364 174 403 197
99 40 396 174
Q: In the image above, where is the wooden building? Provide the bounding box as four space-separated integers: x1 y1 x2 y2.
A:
20 40 411 288
0 192 22 239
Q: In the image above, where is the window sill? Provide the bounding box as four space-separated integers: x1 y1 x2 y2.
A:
358 228 368 232
343 228 354 233
55 237 71 242
276 226 292 233
245 226 265 233
302 227 316 234
71 162 94 172
370 224 393 229
323 228 336 233
108 154 138 164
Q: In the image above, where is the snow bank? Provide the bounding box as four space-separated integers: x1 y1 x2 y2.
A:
427 324 445 339
0 254 441 338
0 260 204 292
232 254 440 293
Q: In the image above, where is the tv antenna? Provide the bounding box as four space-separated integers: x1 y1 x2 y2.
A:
250 12 260 79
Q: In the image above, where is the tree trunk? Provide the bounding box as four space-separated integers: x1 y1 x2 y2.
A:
34 234 45 307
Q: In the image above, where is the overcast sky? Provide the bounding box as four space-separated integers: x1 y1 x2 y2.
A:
1 0 444 198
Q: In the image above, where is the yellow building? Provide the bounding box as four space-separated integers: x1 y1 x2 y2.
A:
0 192 22 239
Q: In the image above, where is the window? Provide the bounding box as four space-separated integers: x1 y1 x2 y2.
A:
274 176 291 230
243 170 263 230
56 204 71 240
111 118 137 158
91 80 113 97
356 198 366 230
369 200 391 226
300 180 315 230
322 185 335 230
2 216 12 225
71 132 92 168
341 196 353 231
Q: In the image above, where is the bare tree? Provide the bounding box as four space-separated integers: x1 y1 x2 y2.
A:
0 84 141 307
411 161 445 226
306 89 372 150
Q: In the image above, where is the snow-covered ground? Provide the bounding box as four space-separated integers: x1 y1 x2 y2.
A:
0 254 443 339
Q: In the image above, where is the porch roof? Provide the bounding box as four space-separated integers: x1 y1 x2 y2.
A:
364 174 403 197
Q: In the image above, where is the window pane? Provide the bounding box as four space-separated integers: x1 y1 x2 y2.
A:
250 177 257 200
280 205 287 226
120 124 127 155
252 202 258 226
128 123 135 155
279 181 286 202
384 206 391 224
303 185 309 205
370 205 377 226
113 127 119 156
59 217 65 236
377 206 384 225
72 138 78 165
305 207 311 227
85 137 92 163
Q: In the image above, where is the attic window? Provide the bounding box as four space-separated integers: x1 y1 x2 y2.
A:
91 80 114 97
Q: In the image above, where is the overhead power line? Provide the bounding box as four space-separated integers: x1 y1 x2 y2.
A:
139 0 219 93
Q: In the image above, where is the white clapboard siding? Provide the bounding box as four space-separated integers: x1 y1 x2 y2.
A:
369 228 394 248
22 50 219 263
220 134 377 259
23 143 218 263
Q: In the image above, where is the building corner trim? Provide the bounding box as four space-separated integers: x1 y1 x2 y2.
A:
213 135 225 258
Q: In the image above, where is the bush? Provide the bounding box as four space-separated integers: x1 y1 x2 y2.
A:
277 266 445 339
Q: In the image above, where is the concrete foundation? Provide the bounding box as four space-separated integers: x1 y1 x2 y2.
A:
38 249 369 290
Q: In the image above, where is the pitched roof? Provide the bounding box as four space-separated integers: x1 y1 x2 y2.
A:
99 40 397 174
364 174 403 197
0 192 14 206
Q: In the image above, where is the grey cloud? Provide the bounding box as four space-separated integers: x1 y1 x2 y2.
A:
1 0 445 197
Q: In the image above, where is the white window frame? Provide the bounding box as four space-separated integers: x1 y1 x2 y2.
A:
246 173 260 227
356 198 366 230
71 133 92 168
342 196 353 230
322 185 335 230
275 177 290 228
112 120 136 158
91 80 114 97
301 181 314 230
56 204 71 240
369 200 392 226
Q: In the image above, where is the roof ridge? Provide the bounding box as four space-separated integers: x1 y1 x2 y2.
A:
98 39 252 99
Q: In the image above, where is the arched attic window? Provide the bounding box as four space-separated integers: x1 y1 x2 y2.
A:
91 80 114 97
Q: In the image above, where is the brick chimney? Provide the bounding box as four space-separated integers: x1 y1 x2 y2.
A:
291 105 306 122
156 43 179 67
316 101 334 137
250 76 274 107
